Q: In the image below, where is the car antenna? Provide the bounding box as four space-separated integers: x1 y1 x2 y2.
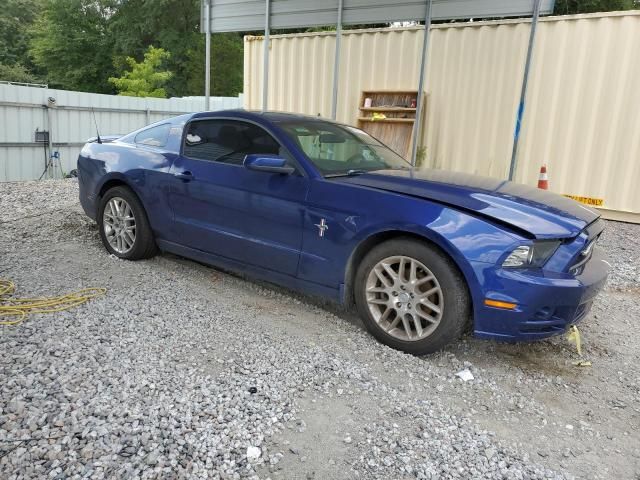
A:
91 108 102 144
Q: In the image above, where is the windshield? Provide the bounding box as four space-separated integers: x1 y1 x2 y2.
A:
279 120 411 177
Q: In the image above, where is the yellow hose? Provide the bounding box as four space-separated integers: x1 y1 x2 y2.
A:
0 280 106 326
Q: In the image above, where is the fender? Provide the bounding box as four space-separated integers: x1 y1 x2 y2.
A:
90 173 140 217
343 222 484 309
92 170 170 238
96 172 137 198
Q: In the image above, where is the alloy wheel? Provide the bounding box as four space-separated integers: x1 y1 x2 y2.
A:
365 255 444 341
103 197 136 254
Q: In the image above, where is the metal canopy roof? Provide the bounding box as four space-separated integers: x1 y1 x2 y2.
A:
200 0 554 175
201 0 555 33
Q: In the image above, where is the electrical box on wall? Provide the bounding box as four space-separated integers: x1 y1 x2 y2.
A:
34 129 49 143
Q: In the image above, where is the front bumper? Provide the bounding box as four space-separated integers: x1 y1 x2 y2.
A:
471 247 609 341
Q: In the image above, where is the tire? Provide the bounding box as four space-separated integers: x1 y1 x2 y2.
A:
354 238 470 355
97 186 158 260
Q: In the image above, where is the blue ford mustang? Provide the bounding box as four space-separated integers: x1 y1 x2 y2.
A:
78 110 608 354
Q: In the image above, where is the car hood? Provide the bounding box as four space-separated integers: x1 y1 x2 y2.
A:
333 169 599 239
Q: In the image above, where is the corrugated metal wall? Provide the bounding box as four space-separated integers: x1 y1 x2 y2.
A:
0 84 243 181
244 11 640 222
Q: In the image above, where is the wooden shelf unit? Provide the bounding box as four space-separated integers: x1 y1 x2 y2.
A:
359 107 416 113
356 90 423 159
357 117 415 124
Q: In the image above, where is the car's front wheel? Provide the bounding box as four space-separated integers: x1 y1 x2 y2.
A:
354 238 470 355
97 186 158 260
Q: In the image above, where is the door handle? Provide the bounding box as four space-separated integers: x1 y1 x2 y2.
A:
174 171 194 181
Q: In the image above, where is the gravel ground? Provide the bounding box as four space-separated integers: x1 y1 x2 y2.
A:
0 179 638 480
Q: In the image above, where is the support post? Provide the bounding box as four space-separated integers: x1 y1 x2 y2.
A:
204 0 211 111
331 0 344 120
262 0 271 111
46 105 54 179
508 0 541 181
410 0 433 167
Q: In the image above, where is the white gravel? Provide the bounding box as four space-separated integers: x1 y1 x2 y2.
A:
1 180 639 479
597 221 640 289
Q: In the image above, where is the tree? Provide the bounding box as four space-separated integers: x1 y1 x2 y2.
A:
25 0 243 96
0 0 43 83
29 0 116 92
186 33 244 97
108 46 173 98
0 63 40 84
0 0 41 65
553 0 639 14
109 0 199 96
108 0 243 97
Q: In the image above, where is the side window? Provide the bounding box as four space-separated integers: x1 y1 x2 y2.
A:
183 120 283 165
135 124 171 147
285 125 371 163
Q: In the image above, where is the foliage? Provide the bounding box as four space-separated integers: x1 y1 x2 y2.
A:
0 63 41 84
108 0 243 97
109 0 199 97
0 0 42 68
415 146 428 168
29 0 116 92
25 0 241 96
108 47 172 98
553 0 639 14
186 33 244 97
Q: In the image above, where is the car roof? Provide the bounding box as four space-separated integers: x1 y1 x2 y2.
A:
190 109 336 125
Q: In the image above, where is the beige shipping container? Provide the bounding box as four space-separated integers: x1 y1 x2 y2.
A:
244 11 640 223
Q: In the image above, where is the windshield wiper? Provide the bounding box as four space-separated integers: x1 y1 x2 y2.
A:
325 169 373 178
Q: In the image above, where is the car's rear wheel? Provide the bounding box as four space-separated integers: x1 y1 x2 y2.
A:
354 238 470 355
97 186 157 260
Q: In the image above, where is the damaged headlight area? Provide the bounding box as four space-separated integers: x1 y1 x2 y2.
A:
502 241 561 268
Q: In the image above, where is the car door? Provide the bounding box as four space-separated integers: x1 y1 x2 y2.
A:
166 118 308 276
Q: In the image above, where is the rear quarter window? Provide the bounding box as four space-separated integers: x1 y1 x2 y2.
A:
135 124 171 147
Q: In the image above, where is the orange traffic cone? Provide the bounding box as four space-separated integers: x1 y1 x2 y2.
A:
537 164 549 190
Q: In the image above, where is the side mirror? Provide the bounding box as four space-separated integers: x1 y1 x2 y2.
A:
244 154 295 175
